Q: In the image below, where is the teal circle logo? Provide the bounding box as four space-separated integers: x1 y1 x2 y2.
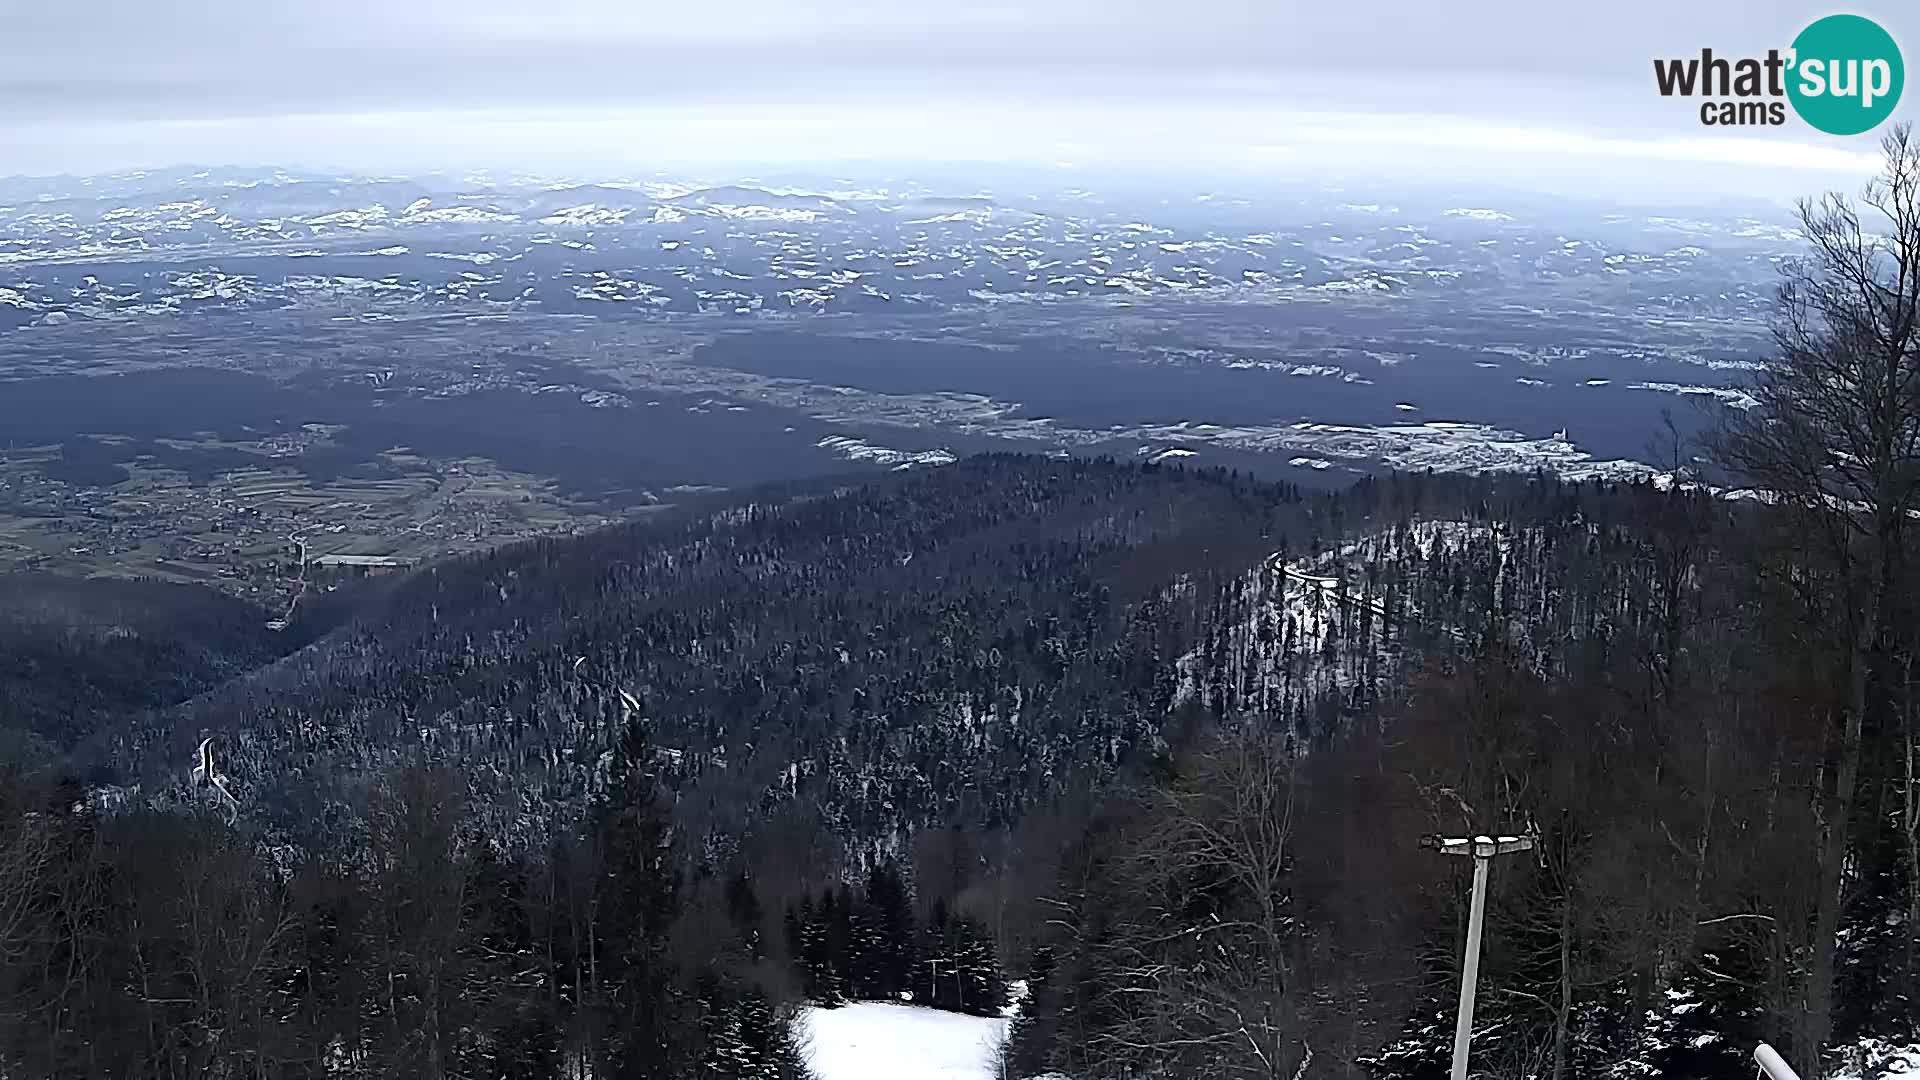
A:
1787 14 1904 135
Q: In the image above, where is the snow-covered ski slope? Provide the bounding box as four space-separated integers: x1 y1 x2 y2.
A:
803 1003 1008 1080
798 1001 1913 1080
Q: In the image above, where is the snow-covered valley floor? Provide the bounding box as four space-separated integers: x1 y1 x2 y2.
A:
803 1003 1009 1080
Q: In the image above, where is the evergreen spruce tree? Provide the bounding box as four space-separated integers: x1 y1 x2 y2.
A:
864 860 916 1000
919 899 954 1009
823 886 855 1003
730 990 812 1080
844 892 879 1000
467 849 561 1079
917 901 1005 1015
784 898 809 985
695 977 812 1080
1004 944 1057 1079
592 716 687 1078
950 916 1007 1017
725 870 765 960
787 894 843 1005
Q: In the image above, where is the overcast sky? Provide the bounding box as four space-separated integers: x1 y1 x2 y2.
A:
3 0 1914 200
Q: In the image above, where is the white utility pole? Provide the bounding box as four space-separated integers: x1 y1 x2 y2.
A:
1424 833 1535 1080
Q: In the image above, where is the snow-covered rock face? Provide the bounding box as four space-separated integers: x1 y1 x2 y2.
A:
802 1002 1008 1080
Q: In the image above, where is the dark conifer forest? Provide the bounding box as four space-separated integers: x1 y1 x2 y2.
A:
4 134 1920 1080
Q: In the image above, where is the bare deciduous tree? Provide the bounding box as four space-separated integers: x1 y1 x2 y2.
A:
1089 722 1311 1080
0 786 55 1025
1715 122 1920 1074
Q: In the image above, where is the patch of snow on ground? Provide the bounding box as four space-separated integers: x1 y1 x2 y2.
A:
1835 1040 1920 1080
803 1003 1007 1080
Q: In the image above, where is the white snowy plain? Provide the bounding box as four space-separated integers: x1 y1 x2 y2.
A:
802 1003 1009 1080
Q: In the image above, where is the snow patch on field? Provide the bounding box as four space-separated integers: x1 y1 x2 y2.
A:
539 204 633 227
803 1003 1007 1080
1628 381 1759 410
817 435 957 470
402 206 520 225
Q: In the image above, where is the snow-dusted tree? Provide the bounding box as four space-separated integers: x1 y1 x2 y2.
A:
697 980 812 1080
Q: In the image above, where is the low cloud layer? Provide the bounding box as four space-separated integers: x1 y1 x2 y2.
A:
2 0 1912 197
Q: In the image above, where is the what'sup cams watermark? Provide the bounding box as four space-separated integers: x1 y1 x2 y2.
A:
1654 13 1903 134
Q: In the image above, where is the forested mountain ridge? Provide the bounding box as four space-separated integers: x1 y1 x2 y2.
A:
0 573 290 766
61 454 1766 854
121 455 1330 850
2 452 1915 1079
